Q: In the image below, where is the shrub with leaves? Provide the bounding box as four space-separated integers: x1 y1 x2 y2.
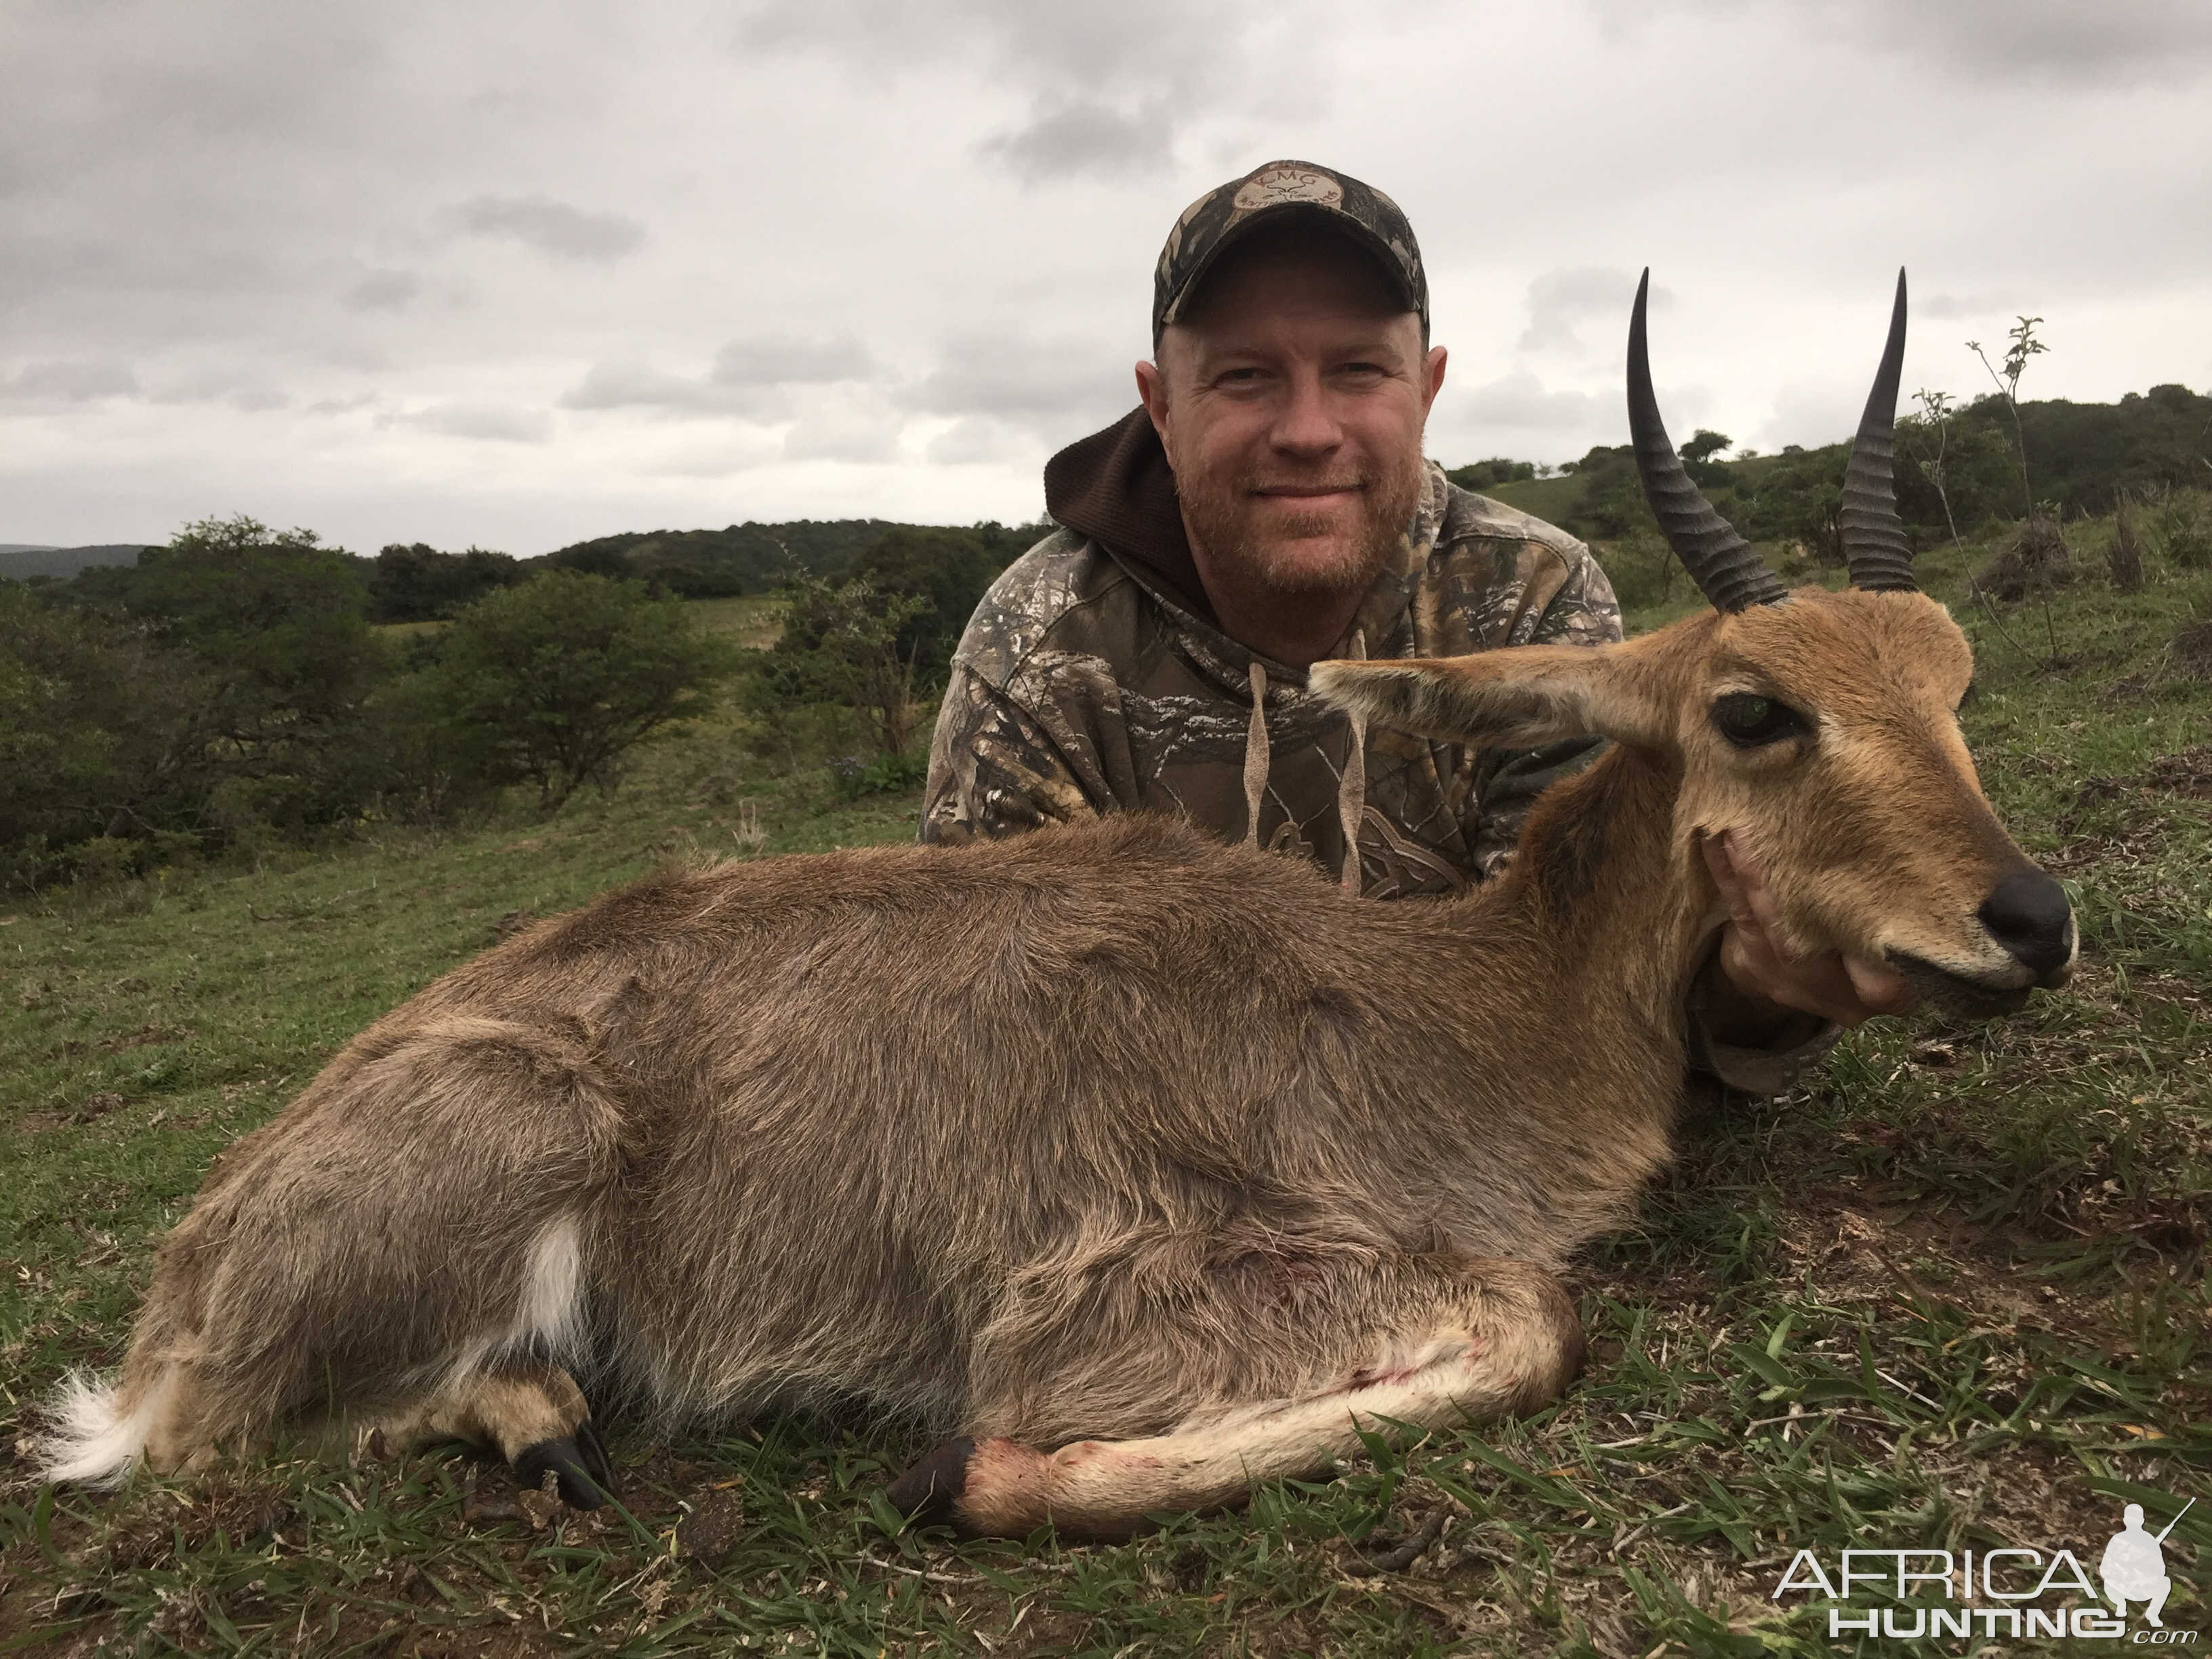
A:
434 570 729 814
738 575 930 764
0 586 218 886
2152 486 2212 571
4 515 395 882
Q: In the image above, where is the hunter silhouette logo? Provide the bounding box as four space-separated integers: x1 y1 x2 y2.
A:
1769 1494 2198 1643
2104 1499 2192 1630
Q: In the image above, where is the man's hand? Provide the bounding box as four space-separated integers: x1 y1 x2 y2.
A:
1702 831 1919 1033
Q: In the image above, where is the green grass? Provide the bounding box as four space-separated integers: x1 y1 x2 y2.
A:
377 592 784 651
3 521 2208 1655
684 594 784 649
1474 474 1584 527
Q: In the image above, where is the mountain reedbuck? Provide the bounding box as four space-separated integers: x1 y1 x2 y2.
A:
45 272 2074 1538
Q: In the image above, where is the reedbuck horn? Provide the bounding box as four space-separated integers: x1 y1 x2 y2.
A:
1627 270 1787 612
1839 268 1919 594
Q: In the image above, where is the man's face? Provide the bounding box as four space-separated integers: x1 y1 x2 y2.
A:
1136 228 1446 598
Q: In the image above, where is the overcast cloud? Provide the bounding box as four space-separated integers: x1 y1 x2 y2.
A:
3 0 2208 553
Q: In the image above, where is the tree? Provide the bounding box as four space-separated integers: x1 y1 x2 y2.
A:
368 542 524 622
1679 429 1732 489
0 584 219 884
54 514 390 836
1968 315 2049 513
435 571 729 813
738 575 929 762
1909 389 1961 544
69 516 381 729
844 525 1005 680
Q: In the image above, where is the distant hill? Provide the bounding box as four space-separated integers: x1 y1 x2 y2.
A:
0 544 155 581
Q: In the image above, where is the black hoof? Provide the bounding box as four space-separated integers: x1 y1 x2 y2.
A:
514 1425 612 1510
885 1436 975 1527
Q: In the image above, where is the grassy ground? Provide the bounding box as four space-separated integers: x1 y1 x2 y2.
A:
2 521 2207 1656
1474 474 1582 528
375 594 783 650
683 595 785 650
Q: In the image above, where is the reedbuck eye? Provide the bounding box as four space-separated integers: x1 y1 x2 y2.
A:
1712 693 1807 748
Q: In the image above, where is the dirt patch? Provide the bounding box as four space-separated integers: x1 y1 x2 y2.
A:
672 1483 747 1568
2144 744 2212 796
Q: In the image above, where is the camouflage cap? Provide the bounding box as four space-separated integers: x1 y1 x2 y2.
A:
1152 159 1429 347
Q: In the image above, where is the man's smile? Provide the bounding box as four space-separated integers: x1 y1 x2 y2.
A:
1251 483 1364 501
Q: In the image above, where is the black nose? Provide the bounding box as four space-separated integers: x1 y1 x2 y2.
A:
1978 871 2074 977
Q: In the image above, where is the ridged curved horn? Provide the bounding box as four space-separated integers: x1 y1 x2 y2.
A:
1627 270 1786 613
1839 268 1917 593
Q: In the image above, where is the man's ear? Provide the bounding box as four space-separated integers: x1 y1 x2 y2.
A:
1309 642 1666 750
1134 358 1169 441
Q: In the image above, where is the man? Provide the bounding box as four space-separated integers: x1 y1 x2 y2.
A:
921 159 1912 1088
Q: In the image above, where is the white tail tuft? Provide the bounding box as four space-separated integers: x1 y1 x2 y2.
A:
37 1370 167 1488
512 1214 586 1359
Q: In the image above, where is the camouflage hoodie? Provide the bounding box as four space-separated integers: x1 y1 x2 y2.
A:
919 407 1621 897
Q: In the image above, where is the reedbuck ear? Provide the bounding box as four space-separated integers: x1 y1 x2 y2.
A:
1309 642 1666 750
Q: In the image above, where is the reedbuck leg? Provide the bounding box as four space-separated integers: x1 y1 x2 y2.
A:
889 1252 1582 1540
47 1017 624 1499
361 1359 614 1509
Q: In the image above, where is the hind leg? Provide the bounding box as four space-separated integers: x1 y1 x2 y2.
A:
363 1361 615 1509
888 1248 1581 1540
41 1015 623 1492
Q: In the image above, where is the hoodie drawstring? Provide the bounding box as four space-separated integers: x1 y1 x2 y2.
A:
1240 631 1368 895
1337 629 1367 894
1242 661 1271 849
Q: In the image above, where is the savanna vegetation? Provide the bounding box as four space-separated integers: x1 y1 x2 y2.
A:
0 516 1039 893
1481 373 2212 614
1 380 2207 1654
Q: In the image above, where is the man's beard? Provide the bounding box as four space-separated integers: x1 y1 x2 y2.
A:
1173 455 1425 599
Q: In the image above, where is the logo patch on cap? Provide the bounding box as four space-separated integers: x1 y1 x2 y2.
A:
1154 159 1427 343
1230 165 1345 219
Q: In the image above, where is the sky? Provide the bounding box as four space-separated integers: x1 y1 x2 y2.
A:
5 0 2210 556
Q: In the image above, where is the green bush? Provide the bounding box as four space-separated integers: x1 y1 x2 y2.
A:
845 525 1009 680
0 583 224 888
434 570 730 813
2151 487 2212 571
737 575 930 764
827 750 930 800
354 667 504 828
52 515 390 838
1595 532 1681 611
367 542 525 623
1895 413 2018 537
